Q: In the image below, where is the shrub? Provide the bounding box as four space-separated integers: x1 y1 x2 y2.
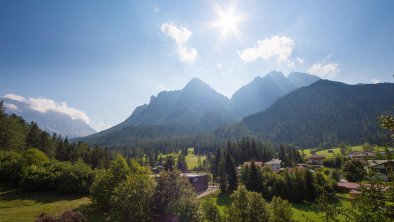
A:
20 164 60 191
57 161 94 194
0 151 23 183
22 148 49 167
108 174 155 222
36 210 87 222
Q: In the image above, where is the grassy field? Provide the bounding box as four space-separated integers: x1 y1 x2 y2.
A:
0 184 92 222
185 148 207 169
160 147 206 170
300 145 365 158
202 191 352 222
292 193 351 221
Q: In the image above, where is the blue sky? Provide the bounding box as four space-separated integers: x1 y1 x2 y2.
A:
1 0 394 131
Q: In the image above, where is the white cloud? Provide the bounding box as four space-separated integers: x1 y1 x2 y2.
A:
2 93 90 124
308 63 340 78
3 94 26 102
177 46 198 63
217 63 223 69
160 23 198 63
296 57 304 64
4 103 18 111
371 79 380 84
238 35 295 63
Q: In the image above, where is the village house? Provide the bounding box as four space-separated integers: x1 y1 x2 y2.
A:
308 154 326 165
336 180 360 192
365 160 394 181
348 151 375 160
265 159 282 172
185 173 209 193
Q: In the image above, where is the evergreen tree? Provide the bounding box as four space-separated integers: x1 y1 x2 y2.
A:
164 155 175 171
26 122 41 149
225 153 237 192
246 161 261 192
177 153 188 173
305 170 317 200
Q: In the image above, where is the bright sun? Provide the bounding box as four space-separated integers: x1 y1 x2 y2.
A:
210 2 247 43
219 12 237 34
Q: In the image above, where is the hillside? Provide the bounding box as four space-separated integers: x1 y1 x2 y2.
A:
236 80 394 147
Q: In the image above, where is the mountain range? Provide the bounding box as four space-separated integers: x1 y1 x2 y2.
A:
77 71 324 147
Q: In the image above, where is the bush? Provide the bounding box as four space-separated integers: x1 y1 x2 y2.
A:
57 161 94 194
90 155 131 210
36 210 87 222
0 151 23 183
270 196 294 222
21 164 61 191
200 200 222 222
20 161 94 192
342 159 366 182
108 174 155 222
22 148 49 167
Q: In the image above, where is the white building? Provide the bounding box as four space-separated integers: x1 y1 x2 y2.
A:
265 159 282 172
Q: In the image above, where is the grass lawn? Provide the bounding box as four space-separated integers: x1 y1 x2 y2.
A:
0 184 104 222
292 193 351 221
201 191 231 215
160 148 207 170
298 145 388 158
186 154 206 170
202 190 353 222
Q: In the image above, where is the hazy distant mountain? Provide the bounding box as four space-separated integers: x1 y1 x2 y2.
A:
121 78 237 129
80 78 238 146
287 72 321 88
230 71 319 117
221 80 394 147
2 97 96 138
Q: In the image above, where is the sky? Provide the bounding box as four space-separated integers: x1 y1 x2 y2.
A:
1 0 394 131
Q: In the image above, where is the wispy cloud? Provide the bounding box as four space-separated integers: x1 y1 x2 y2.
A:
238 35 295 63
4 103 18 111
2 93 90 124
3 94 27 102
161 23 198 63
308 63 340 78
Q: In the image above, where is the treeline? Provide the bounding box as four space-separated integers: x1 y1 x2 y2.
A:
0 101 112 192
240 162 335 202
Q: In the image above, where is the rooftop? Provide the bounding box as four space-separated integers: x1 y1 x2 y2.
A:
265 159 281 165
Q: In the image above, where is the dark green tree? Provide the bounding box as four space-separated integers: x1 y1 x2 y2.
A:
164 155 175 171
177 153 188 173
342 159 366 182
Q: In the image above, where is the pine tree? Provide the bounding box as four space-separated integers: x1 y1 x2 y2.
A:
26 122 41 149
177 153 188 172
246 161 260 192
164 155 175 171
226 153 237 192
